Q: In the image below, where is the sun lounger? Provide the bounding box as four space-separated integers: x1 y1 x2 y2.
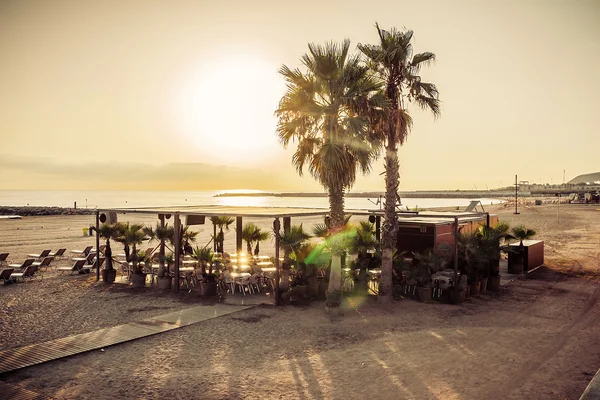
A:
11 265 37 282
72 253 96 265
81 257 105 274
49 248 66 260
57 259 87 275
70 246 93 259
32 256 54 273
27 249 51 260
8 258 35 271
0 268 14 284
0 253 8 267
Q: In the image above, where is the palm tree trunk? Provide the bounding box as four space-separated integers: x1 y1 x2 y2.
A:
326 182 345 307
379 148 400 304
105 239 113 270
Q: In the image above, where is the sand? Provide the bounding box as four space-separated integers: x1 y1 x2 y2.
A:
1 201 599 399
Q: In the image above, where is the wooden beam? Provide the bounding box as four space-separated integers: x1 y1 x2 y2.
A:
236 217 243 254
174 213 181 292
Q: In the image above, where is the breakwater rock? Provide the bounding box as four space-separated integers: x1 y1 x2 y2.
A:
0 206 95 216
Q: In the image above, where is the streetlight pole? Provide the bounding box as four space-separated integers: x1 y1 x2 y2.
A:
514 174 520 215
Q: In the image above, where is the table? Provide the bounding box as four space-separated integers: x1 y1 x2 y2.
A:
230 272 251 278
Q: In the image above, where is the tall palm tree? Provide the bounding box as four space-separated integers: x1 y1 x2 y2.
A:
276 40 384 307
94 223 119 272
209 216 235 254
358 25 441 303
114 223 148 274
241 223 260 255
154 222 174 278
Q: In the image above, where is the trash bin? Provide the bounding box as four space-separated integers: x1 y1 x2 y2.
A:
83 227 88 236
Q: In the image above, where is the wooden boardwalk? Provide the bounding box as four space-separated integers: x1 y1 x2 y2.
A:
0 303 251 376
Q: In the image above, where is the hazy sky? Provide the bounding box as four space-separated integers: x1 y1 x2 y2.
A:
1 0 598 191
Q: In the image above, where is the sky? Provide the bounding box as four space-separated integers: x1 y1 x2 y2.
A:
0 0 598 192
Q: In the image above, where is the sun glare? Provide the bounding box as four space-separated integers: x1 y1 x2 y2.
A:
175 55 283 165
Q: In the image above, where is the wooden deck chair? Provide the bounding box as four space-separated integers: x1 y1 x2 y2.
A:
70 246 93 259
0 253 9 267
11 265 36 282
27 249 51 261
8 258 35 271
82 257 105 274
464 200 485 213
49 248 66 260
0 268 14 284
57 259 87 275
32 256 54 273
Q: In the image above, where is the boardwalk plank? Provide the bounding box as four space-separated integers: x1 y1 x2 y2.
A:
0 304 250 375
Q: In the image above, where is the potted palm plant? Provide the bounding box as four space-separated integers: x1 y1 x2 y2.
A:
456 230 484 297
347 221 379 297
508 225 537 274
153 223 174 289
193 246 219 296
93 223 119 284
412 249 446 302
278 224 312 302
210 216 234 254
115 223 149 288
477 222 512 291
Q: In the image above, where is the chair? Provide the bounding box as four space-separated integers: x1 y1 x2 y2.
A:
8 258 35 271
235 275 253 295
57 259 87 275
49 248 67 260
27 249 51 261
0 253 9 267
0 268 14 284
222 270 236 294
82 257 105 274
117 260 132 281
249 273 262 293
72 253 96 265
11 265 37 282
32 256 54 273
70 246 93 259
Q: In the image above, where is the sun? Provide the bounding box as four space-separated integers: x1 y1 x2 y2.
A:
174 55 283 166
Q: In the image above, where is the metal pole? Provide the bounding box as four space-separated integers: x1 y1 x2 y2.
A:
95 211 100 281
236 217 243 254
557 194 560 224
453 216 458 286
174 213 181 292
273 218 281 306
514 174 520 215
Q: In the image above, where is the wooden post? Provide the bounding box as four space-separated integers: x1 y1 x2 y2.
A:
95 211 100 281
453 216 459 286
213 223 217 253
236 217 243 254
486 212 490 228
174 213 181 292
514 175 520 214
273 218 281 306
376 216 381 242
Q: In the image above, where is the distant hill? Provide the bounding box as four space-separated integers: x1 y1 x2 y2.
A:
569 172 600 184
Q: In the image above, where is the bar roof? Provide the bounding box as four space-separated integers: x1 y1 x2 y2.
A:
98 205 491 223
98 205 341 218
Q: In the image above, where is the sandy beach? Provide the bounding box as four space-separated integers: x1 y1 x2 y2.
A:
1 201 599 399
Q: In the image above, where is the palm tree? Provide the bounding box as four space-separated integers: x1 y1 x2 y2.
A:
512 225 536 246
278 224 312 293
154 223 174 278
241 223 260 255
358 24 441 303
209 216 235 254
94 223 119 273
276 40 384 308
114 223 148 275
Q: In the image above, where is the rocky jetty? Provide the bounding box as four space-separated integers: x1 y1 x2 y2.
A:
0 206 95 216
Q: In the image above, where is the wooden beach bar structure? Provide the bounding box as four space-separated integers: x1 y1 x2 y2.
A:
91 204 497 303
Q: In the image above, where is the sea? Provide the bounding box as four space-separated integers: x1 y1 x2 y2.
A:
0 190 502 210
